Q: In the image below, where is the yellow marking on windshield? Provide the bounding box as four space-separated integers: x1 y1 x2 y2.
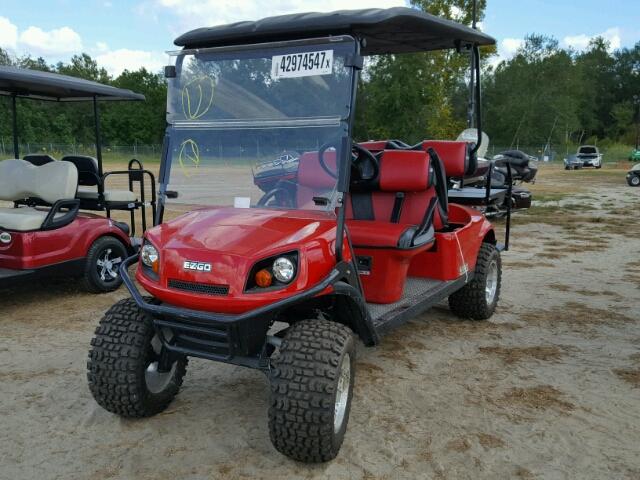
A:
181 76 215 120
178 139 200 176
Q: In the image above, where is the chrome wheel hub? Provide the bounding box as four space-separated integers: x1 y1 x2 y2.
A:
145 334 176 394
96 248 122 283
334 353 351 433
485 260 498 304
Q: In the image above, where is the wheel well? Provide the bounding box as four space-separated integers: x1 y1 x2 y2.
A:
93 233 132 254
483 229 496 245
277 282 378 346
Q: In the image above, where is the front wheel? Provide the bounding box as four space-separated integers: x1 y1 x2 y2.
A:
448 242 501 320
87 298 187 417
83 236 128 293
268 320 355 463
628 175 640 187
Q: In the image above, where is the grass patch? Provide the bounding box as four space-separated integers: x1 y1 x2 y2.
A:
614 369 640 388
476 433 506 449
499 385 574 413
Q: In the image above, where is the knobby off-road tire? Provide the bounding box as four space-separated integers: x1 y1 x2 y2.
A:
87 298 187 417
448 242 501 320
268 319 356 463
83 236 128 293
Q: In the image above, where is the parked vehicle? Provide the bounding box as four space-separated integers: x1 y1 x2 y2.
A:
87 7 504 462
627 163 640 187
576 145 602 168
629 149 640 162
0 67 156 292
564 154 583 170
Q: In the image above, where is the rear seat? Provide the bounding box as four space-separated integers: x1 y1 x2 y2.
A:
421 140 475 179
0 159 78 231
61 155 137 204
23 154 57 166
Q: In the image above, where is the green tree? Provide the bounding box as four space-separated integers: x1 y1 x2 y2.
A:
483 35 582 150
354 0 491 143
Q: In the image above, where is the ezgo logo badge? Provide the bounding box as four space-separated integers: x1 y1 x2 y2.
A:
183 261 212 272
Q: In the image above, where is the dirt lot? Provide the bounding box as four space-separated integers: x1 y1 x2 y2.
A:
1 163 639 480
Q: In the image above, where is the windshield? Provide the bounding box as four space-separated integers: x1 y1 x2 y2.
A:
578 147 597 154
163 37 356 214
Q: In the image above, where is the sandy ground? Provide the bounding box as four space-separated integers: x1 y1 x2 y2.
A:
1 163 640 479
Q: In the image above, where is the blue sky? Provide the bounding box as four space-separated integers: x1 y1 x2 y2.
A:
1 0 639 75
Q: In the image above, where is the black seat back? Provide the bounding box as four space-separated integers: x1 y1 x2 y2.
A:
61 155 100 186
23 154 56 166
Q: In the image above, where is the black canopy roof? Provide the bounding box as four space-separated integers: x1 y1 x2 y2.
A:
0 66 145 102
174 7 495 55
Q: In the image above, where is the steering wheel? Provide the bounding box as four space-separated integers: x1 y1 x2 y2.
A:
318 141 339 179
257 181 295 208
317 141 380 183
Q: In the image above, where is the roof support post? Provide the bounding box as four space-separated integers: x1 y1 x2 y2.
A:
470 45 483 156
11 93 19 159
93 95 104 177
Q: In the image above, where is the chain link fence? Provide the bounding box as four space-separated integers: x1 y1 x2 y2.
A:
0 141 162 162
1 140 632 164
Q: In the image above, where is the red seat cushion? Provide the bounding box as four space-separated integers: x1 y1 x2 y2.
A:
422 140 469 178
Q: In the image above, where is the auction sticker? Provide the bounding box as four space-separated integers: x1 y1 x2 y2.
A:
272 50 333 79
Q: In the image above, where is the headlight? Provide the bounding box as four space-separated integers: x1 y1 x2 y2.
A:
272 257 295 283
141 243 159 272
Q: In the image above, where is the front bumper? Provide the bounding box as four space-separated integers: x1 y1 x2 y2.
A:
120 254 341 364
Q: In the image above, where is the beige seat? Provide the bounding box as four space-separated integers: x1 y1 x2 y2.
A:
0 207 65 231
60 155 138 204
76 188 137 203
0 159 78 231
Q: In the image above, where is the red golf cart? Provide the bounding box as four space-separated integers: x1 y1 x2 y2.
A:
87 7 504 461
0 67 156 292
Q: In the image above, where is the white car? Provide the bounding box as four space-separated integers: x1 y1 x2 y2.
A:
576 145 602 168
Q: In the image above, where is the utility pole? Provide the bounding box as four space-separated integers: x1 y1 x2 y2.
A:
467 0 478 128
634 94 640 151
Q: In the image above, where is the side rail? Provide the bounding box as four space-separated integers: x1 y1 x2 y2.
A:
102 159 157 236
487 159 512 251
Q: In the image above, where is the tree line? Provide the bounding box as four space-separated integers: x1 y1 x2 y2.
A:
1 0 638 154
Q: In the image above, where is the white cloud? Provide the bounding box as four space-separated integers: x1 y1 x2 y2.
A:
96 41 109 52
154 0 406 29
487 37 523 69
96 48 166 75
562 27 621 51
0 16 19 50
19 26 82 56
501 37 524 57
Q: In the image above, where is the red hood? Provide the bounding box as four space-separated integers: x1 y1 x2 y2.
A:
139 207 341 313
147 207 336 257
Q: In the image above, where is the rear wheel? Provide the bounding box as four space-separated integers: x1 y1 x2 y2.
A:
83 236 128 293
268 319 355 463
87 298 187 417
629 175 640 187
448 242 501 320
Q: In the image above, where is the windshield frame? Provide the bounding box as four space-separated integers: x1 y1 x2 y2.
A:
157 35 362 259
